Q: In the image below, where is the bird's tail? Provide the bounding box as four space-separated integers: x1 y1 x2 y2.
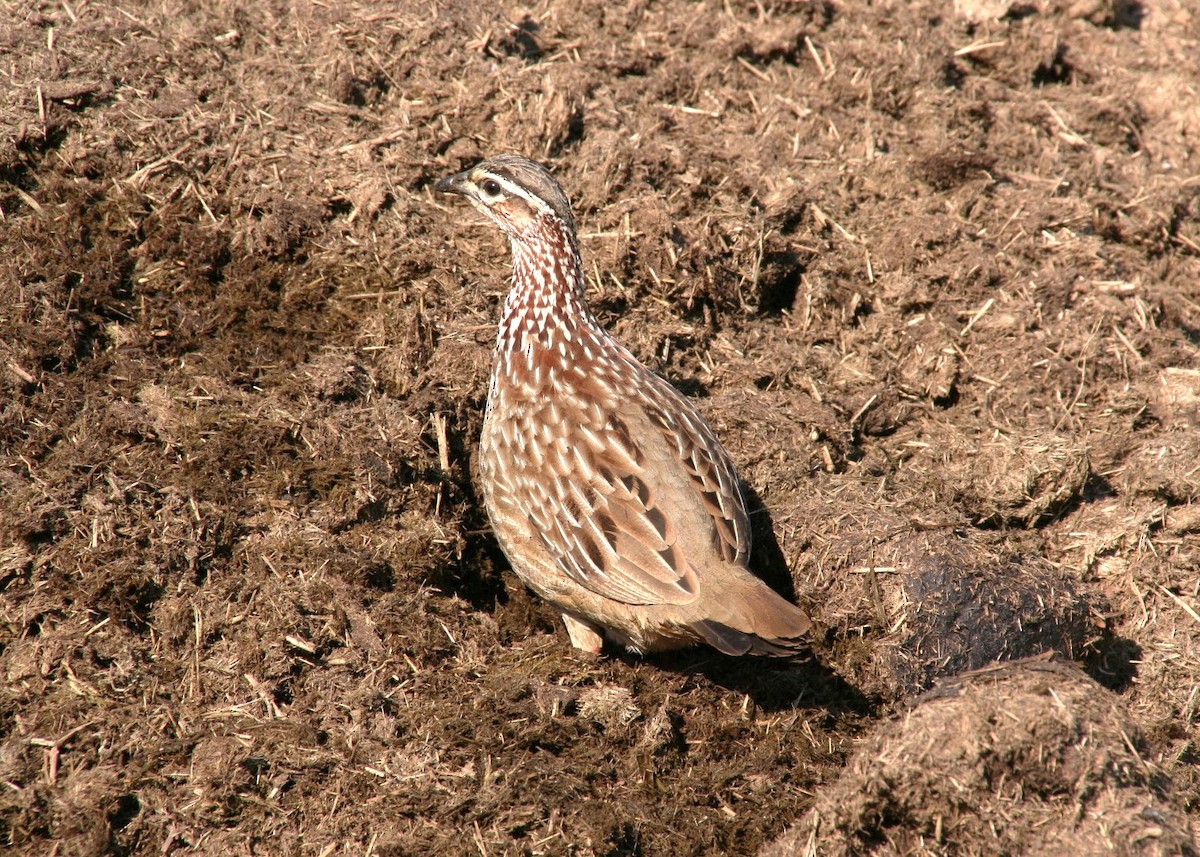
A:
691 581 812 657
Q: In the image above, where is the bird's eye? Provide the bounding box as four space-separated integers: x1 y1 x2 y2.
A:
480 179 503 197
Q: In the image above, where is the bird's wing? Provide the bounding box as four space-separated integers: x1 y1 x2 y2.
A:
637 371 751 566
517 367 750 607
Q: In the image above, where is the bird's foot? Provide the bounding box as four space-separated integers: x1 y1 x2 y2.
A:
562 613 604 654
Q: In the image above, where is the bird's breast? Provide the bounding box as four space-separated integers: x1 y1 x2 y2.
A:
481 332 632 490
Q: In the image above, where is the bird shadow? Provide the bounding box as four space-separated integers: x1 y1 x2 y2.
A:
626 645 874 716
740 480 800 602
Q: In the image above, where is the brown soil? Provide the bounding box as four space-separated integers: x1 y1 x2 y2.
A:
2 1 1198 855
764 656 1197 856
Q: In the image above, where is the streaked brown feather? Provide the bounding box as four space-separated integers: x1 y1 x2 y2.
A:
636 369 750 565
521 405 701 606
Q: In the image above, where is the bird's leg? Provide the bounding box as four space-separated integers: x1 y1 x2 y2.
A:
561 613 604 653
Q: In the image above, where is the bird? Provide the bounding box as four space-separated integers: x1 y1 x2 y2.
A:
435 154 811 656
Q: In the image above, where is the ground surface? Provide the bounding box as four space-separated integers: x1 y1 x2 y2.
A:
2 0 1199 854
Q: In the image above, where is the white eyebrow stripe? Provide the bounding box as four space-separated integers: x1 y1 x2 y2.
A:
475 172 554 217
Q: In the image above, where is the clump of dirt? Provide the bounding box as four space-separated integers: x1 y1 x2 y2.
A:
792 482 1103 701
2 0 1199 854
763 657 1197 856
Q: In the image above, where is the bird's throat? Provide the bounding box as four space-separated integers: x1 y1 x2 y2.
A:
496 219 594 363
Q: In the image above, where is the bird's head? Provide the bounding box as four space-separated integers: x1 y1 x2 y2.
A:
435 154 575 240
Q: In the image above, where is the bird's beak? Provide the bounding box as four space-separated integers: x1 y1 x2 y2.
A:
435 169 471 195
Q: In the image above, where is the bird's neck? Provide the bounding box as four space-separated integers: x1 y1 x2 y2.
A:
495 218 598 363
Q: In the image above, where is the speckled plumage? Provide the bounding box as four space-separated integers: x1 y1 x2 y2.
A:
436 155 811 656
